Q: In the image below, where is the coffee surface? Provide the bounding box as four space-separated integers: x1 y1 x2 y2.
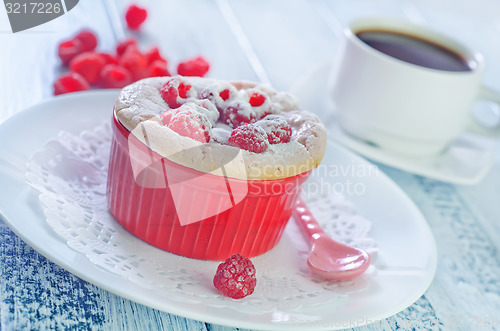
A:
356 30 472 72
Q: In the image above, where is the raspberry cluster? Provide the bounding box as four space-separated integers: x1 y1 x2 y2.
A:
158 77 293 153
53 4 210 95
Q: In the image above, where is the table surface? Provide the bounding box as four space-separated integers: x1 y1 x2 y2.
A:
1 1 500 330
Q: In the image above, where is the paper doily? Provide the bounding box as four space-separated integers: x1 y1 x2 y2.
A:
25 122 377 313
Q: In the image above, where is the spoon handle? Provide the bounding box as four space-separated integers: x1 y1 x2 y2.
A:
292 198 325 239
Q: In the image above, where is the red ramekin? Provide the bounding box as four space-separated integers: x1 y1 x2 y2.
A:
107 113 310 260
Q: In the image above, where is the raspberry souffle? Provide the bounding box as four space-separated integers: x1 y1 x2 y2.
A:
107 76 326 260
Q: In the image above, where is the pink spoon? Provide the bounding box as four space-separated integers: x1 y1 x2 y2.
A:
292 198 371 280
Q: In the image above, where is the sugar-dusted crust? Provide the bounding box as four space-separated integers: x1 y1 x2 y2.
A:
114 76 326 180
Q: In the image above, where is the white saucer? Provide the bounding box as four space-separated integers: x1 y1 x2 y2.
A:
290 62 498 185
0 91 437 330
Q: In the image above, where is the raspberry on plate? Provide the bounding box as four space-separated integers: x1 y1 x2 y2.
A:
53 72 90 95
255 114 292 144
221 100 256 128
213 254 257 299
228 124 269 153
69 52 106 85
125 4 148 30
177 56 210 77
100 64 133 88
160 77 194 109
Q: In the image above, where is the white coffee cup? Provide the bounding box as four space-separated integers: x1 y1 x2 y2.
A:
329 17 500 156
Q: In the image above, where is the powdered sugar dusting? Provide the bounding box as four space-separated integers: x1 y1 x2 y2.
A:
115 76 327 180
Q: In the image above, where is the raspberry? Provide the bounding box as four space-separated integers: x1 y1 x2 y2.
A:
100 64 133 88
255 115 292 144
73 29 98 52
144 46 166 66
177 56 210 77
248 92 266 107
213 254 257 299
69 52 106 85
58 38 83 66
53 72 90 95
57 30 98 66
159 77 194 109
97 52 119 65
219 89 230 101
200 83 237 112
228 124 268 153
147 60 171 77
116 38 137 57
125 4 148 30
119 45 148 81
163 104 212 143
221 101 256 128
159 108 179 126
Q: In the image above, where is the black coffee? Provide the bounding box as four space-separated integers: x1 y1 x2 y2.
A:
356 30 473 72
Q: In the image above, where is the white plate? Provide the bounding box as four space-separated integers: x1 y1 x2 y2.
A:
0 91 437 330
290 62 498 185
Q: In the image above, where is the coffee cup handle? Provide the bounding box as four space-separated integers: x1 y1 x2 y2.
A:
466 85 500 138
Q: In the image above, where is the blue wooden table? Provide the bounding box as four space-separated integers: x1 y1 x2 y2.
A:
1 1 500 330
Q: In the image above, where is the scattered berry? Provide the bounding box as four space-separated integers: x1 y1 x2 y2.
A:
119 45 148 81
69 52 106 85
57 38 83 66
177 56 210 77
255 115 292 144
159 77 194 109
73 29 98 52
116 37 137 57
144 46 166 65
221 100 256 128
53 72 90 95
54 28 213 95
248 92 267 107
228 124 269 153
125 4 148 30
162 104 212 143
213 254 257 299
147 60 171 77
97 52 119 65
100 64 133 88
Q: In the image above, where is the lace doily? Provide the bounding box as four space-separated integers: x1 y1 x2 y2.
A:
25 122 377 313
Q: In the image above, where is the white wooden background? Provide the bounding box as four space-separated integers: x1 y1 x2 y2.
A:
1 0 500 330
